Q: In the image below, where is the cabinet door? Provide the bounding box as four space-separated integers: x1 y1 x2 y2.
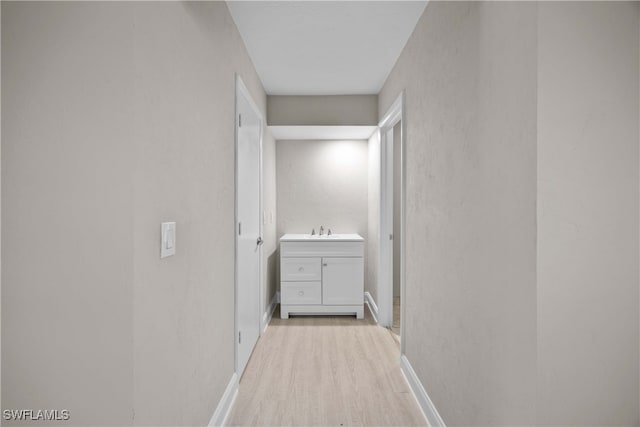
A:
322 257 364 305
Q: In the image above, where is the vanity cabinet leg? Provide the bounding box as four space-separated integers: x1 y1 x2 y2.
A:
281 307 289 319
356 307 364 319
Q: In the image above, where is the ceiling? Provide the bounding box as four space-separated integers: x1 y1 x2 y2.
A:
227 1 428 96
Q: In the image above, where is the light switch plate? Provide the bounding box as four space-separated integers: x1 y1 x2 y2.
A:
161 222 176 258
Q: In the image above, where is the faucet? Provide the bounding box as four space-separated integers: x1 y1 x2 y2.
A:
328 228 332 236
311 228 316 235
319 226 324 236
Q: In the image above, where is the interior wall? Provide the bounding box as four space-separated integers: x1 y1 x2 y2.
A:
2 2 267 426
537 3 640 425
2 3 135 425
131 2 266 425
276 139 369 287
276 140 368 238
378 2 538 425
367 132 380 304
267 95 378 126
263 128 278 312
1 2 3 412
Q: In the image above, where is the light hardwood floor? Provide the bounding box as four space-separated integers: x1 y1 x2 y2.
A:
390 297 401 344
226 305 427 426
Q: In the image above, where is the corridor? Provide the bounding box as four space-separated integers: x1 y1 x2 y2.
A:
227 307 426 426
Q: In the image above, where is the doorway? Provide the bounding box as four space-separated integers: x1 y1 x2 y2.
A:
391 121 402 342
379 92 405 352
235 76 264 378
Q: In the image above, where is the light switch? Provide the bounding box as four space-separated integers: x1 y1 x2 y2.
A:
161 222 176 258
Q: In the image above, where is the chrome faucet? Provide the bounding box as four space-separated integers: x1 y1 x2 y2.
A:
311 228 316 235
328 228 332 236
319 226 324 235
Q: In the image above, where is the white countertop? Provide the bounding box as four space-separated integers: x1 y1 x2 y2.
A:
280 233 364 242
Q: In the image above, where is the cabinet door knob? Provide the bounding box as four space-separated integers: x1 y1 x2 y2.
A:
298 267 304 272
323 263 328 267
298 291 304 296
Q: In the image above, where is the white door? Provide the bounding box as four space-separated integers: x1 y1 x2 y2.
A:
236 78 262 377
322 257 364 305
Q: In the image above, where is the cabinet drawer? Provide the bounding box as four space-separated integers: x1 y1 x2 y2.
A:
281 257 321 281
281 282 321 305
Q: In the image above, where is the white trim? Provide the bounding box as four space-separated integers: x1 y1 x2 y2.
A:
261 292 278 333
208 373 239 427
364 291 379 324
400 355 446 427
379 93 403 129
378 125 393 327
377 91 405 357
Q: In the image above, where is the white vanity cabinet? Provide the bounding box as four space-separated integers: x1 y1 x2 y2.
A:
279 234 364 319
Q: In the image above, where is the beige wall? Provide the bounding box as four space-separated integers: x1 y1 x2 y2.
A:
131 3 266 425
537 3 639 425
2 3 135 425
379 2 538 425
367 132 380 303
276 139 369 287
2 2 266 426
1 1 3 412
380 1 640 425
268 95 378 126
276 140 368 238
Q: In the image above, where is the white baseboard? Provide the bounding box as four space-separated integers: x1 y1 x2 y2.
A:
208 372 238 427
400 355 445 427
364 291 379 324
261 292 278 333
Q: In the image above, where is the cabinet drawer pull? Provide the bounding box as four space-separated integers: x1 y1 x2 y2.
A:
298 291 304 296
323 263 328 267
298 267 304 272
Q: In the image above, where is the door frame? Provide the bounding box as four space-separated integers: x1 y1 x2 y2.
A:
378 91 406 354
234 74 264 376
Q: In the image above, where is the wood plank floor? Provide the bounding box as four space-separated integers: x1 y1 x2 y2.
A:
390 297 401 344
226 305 427 426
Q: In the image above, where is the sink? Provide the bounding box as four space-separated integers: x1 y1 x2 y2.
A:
304 234 341 239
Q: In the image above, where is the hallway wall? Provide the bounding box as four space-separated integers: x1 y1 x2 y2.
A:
3 3 135 425
267 95 378 126
130 3 266 425
379 2 538 425
537 3 639 425
2 2 267 426
379 1 640 425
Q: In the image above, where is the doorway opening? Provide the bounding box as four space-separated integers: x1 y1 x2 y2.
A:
378 92 405 352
